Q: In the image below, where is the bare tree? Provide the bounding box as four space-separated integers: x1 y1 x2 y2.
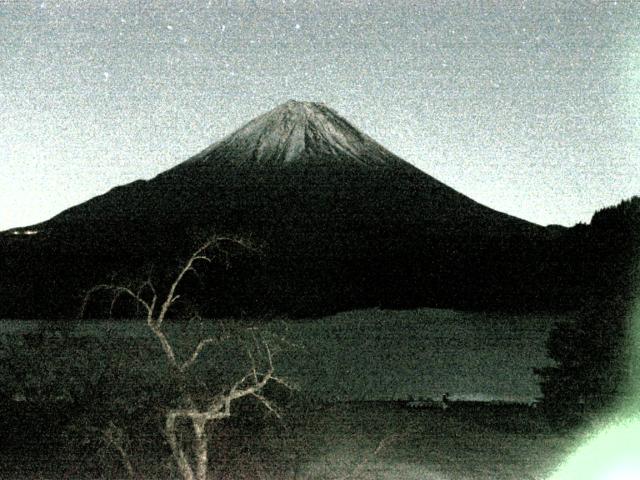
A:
82 236 292 480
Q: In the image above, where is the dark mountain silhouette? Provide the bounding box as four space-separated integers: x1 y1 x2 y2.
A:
0 101 635 319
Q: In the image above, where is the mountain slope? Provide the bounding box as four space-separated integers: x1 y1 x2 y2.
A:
41 100 539 235
185 100 409 168
2 101 555 319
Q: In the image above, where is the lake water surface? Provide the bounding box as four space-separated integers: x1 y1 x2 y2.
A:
0 308 560 403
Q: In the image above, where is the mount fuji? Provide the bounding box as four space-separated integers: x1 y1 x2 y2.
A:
2 100 562 318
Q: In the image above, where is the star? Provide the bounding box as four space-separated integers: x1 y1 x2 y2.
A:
1 1 636 230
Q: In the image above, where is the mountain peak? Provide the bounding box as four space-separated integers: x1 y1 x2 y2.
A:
281 99 323 109
273 99 328 116
185 100 410 169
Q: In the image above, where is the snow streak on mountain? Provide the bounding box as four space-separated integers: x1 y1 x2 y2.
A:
184 100 411 169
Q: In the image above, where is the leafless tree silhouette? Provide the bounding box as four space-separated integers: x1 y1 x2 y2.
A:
82 236 293 480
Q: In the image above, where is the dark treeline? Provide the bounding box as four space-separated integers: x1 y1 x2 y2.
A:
535 196 639 426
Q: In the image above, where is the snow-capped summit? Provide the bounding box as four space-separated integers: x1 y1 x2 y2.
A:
185 100 410 169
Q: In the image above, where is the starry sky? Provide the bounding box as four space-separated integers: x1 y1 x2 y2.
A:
1 0 639 230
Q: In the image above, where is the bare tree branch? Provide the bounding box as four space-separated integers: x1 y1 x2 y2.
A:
162 333 292 480
180 337 218 372
155 236 255 328
149 323 179 370
251 392 281 418
247 348 258 383
269 374 298 392
109 290 122 318
83 235 271 480
103 422 136 480
81 284 154 319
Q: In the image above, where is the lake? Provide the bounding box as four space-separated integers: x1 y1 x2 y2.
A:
0 308 560 403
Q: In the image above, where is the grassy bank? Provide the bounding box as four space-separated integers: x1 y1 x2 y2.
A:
0 399 577 479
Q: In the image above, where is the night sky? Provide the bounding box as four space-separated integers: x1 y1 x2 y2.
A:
1 0 639 230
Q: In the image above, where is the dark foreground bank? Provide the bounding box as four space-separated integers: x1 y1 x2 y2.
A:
0 399 579 480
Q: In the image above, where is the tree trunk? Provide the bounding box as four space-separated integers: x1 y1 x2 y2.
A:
193 417 209 480
166 413 195 480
